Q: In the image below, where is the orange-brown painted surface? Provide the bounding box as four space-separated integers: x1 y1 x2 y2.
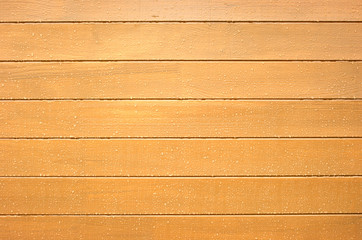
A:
1 62 361 99
0 139 360 176
0 216 361 240
0 1 360 239
0 178 360 214
0 23 361 60
0 100 360 137
1 0 361 21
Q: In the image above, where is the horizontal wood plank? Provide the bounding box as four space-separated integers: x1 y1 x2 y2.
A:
0 178 360 214
0 0 361 22
0 139 361 176
1 2 361 238
0 100 360 138
0 216 360 239
1 62 361 99
0 23 361 60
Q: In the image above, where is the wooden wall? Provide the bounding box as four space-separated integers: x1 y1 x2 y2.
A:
0 0 361 239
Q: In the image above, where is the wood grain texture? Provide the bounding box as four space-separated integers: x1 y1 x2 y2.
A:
0 0 361 21
0 139 360 176
0 216 360 240
1 23 361 60
1 62 361 99
1 1 361 238
0 100 360 138
0 178 360 214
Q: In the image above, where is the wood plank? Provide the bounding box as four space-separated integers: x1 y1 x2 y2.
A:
0 23 361 60
0 139 360 176
0 100 360 138
1 62 361 99
0 178 360 214
0 216 360 239
0 0 361 22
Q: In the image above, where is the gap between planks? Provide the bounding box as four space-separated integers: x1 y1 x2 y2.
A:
1 60 362 62
0 176 360 179
0 137 361 140
1 21 362 24
1 138 361 141
1 98 361 101
0 213 361 216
